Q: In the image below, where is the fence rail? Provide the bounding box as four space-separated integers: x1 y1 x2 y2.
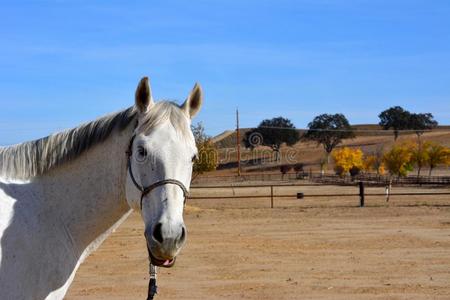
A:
310 173 450 186
193 172 450 186
190 181 450 208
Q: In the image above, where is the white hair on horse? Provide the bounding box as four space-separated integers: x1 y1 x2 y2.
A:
0 77 202 300
0 101 191 181
138 101 193 141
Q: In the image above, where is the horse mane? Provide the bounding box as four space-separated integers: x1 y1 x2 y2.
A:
0 101 192 181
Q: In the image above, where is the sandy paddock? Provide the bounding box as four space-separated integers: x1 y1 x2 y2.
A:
66 185 450 299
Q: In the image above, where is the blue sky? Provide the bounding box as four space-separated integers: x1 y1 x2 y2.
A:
1 0 450 145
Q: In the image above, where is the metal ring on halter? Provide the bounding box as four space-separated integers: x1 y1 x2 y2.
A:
125 134 190 210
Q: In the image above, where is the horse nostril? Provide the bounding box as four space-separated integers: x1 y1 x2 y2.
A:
179 226 186 244
152 223 164 244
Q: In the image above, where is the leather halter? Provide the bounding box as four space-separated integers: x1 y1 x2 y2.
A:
126 134 189 210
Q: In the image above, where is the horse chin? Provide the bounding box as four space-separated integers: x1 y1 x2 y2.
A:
148 249 177 268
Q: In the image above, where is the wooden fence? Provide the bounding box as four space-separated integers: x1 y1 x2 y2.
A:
193 172 450 187
190 182 450 208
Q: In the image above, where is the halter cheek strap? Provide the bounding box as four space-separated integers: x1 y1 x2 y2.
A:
126 134 189 210
126 133 190 300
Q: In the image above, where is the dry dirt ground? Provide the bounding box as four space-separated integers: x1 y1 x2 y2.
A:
66 186 450 300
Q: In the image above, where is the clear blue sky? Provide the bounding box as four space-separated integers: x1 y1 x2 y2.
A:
1 0 449 145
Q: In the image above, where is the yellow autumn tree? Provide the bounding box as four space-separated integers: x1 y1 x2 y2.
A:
363 154 386 175
332 147 364 176
378 164 386 175
409 140 431 177
362 146 386 175
383 142 413 178
193 140 218 177
363 155 375 172
426 142 450 176
191 122 218 179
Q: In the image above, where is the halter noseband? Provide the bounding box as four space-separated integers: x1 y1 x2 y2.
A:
126 134 189 210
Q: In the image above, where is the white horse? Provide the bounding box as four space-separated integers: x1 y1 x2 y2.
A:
0 77 202 299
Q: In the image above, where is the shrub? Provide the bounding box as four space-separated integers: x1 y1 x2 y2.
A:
293 163 304 173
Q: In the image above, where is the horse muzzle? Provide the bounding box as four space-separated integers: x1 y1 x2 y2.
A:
147 248 177 268
145 222 187 268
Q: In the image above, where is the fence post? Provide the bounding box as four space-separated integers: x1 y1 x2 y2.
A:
359 181 365 207
270 185 274 208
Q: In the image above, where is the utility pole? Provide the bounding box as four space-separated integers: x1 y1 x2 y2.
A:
236 108 241 176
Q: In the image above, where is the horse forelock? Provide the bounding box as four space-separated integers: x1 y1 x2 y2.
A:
136 101 193 143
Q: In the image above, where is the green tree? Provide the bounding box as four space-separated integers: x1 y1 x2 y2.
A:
378 106 410 140
379 107 438 140
304 113 355 164
407 113 438 138
244 117 300 161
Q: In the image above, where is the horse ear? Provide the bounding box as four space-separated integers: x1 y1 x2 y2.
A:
135 77 154 113
181 83 203 119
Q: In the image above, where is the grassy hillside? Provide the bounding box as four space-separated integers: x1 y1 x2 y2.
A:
209 126 450 176
213 125 450 149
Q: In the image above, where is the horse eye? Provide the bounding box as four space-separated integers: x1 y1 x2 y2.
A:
191 154 197 162
137 146 147 157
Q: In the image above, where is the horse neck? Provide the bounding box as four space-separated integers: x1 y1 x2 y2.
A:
34 123 135 253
